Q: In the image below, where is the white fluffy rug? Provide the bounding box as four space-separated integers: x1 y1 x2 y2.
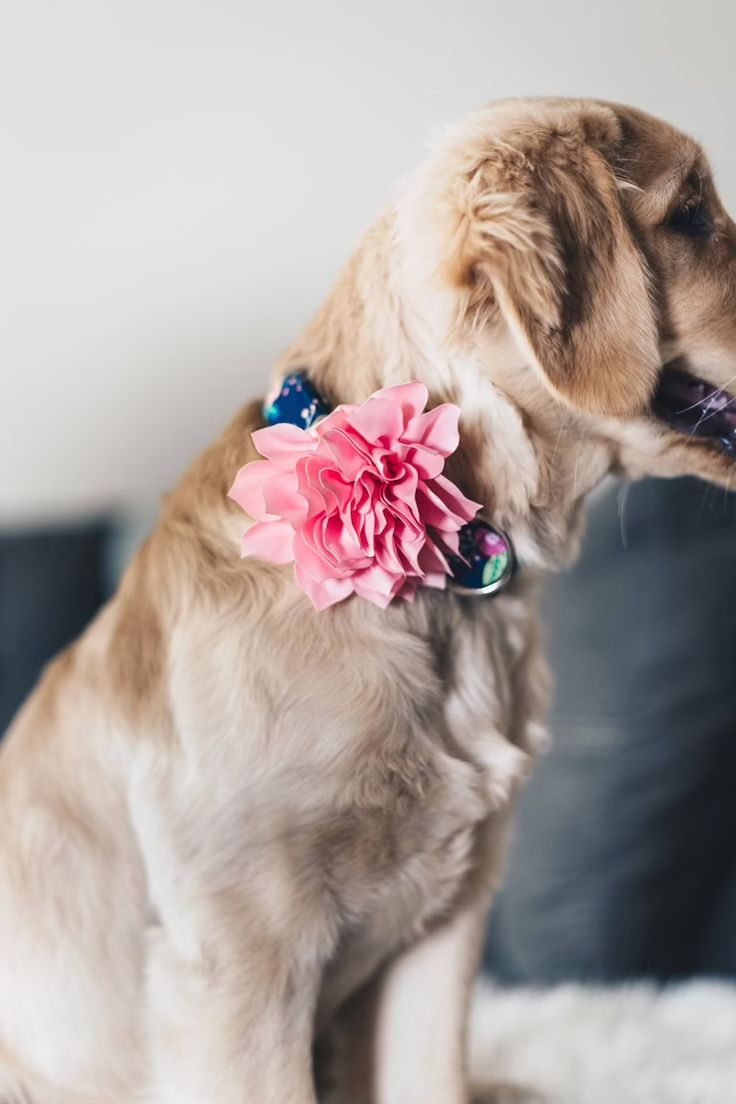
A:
469 981 736 1104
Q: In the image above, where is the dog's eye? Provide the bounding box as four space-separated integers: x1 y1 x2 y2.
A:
667 198 711 235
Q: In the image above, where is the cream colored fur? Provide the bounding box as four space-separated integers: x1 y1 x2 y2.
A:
1 97 736 1103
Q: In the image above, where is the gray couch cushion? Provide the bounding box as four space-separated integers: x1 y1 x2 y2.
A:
485 477 736 982
0 522 110 734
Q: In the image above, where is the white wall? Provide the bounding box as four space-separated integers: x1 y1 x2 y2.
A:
2 0 735 523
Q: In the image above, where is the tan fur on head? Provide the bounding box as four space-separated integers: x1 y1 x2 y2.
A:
2 98 736 1104
419 100 661 417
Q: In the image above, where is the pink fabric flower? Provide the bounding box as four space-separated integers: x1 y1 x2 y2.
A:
228 381 481 610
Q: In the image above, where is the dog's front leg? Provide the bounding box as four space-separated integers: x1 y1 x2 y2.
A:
333 888 492 1104
144 917 325 1104
133 767 335 1104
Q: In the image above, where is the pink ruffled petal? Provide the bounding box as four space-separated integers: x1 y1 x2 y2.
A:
241 519 295 564
401 444 445 480
299 455 337 517
404 403 461 456
261 470 308 525
375 525 404 574
429 474 482 523
359 506 376 554
394 529 424 573
251 423 316 467
314 405 357 438
319 467 353 511
419 571 447 591
414 484 459 531
416 538 450 576
384 464 418 507
295 563 355 610
436 528 461 556
371 381 428 422
321 426 373 479
228 460 280 521
353 563 404 599
294 527 341 580
321 512 366 565
345 397 403 446
416 477 481 532
352 567 405 609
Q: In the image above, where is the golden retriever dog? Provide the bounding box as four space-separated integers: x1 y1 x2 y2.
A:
2 97 736 1104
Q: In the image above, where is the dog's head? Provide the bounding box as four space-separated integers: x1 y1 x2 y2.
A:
398 97 736 520
282 97 736 560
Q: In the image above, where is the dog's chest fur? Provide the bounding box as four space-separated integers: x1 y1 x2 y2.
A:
319 591 544 1016
163 582 546 1022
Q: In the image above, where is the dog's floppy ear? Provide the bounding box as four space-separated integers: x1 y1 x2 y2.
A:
444 133 660 417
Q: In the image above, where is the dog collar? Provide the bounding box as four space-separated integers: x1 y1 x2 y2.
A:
262 372 515 599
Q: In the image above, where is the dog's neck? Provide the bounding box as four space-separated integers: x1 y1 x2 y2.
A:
272 214 610 572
